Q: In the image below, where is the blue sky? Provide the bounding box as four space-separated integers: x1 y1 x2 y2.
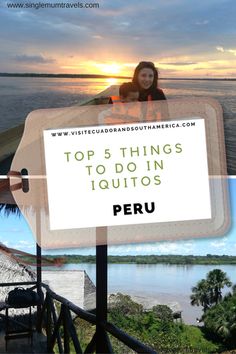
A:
0 0 236 77
0 178 235 256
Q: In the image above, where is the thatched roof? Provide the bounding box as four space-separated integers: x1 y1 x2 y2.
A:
0 247 36 304
0 245 96 311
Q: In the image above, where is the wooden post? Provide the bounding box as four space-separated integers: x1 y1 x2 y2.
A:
36 208 42 332
46 294 52 352
62 305 70 353
96 227 113 353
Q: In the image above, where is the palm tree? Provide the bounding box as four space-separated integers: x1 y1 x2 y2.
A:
0 203 21 216
191 270 232 311
204 293 236 344
206 269 232 305
216 307 236 340
190 279 211 312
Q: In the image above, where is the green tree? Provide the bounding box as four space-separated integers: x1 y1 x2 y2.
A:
191 269 232 315
206 269 232 305
152 304 173 322
203 291 236 348
190 279 211 312
108 294 219 353
109 293 143 316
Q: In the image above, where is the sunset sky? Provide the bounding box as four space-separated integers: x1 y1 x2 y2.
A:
0 0 236 77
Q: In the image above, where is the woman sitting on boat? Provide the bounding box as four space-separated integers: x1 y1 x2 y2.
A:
107 61 167 121
132 61 166 102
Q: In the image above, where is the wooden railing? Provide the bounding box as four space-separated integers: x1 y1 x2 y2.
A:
0 281 37 287
0 244 156 353
39 282 156 354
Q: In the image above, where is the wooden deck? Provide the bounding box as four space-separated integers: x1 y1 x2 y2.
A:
0 302 47 353
0 330 47 353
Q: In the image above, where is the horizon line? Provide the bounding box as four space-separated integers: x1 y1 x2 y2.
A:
1 72 236 81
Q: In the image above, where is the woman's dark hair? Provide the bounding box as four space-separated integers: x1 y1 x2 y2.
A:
132 61 158 91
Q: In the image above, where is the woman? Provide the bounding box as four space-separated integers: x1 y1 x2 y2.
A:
132 61 166 101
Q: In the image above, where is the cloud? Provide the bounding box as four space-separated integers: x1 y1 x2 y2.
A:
0 228 22 233
228 49 236 56
157 242 194 255
0 239 35 251
160 62 197 66
216 46 225 52
9 241 35 250
14 54 56 64
210 238 227 249
18 240 32 245
107 241 195 256
92 35 103 39
0 240 9 246
195 20 209 25
216 46 236 56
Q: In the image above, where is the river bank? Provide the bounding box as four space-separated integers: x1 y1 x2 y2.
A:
42 269 195 323
36 254 236 265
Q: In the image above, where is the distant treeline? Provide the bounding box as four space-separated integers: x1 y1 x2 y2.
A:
0 73 129 79
1 73 236 81
34 254 236 265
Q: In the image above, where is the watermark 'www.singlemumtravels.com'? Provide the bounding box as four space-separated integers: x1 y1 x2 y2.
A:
6 1 100 9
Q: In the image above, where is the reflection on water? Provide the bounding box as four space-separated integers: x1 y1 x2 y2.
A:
105 78 120 87
0 77 236 173
0 77 124 132
0 77 121 96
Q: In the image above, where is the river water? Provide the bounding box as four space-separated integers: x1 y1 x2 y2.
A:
44 262 236 324
0 77 236 173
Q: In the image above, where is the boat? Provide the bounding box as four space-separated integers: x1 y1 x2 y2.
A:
0 85 119 174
